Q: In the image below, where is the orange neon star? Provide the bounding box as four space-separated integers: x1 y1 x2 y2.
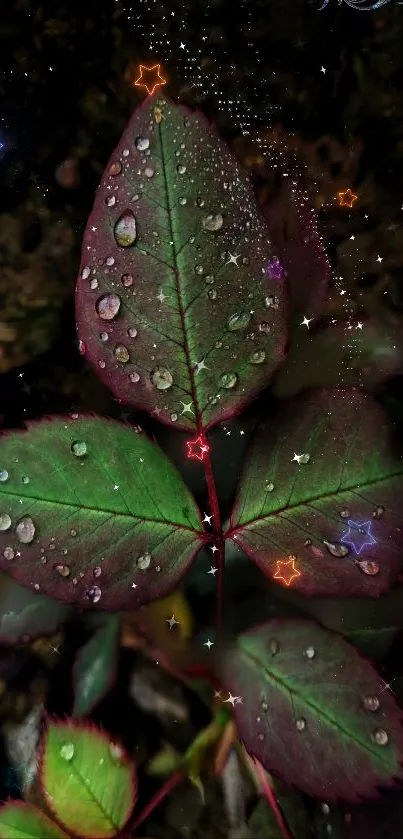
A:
273 556 301 587
337 188 358 209
134 64 167 96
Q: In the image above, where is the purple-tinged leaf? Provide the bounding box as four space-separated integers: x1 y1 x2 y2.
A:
226 389 403 596
272 318 403 399
262 184 330 324
219 619 403 801
72 616 120 717
0 802 69 839
0 416 204 609
75 94 288 431
0 579 69 645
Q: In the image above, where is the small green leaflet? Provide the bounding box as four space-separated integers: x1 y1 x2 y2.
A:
72 616 120 716
75 93 287 431
219 620 403 800
0 417 205 609
41 720 136 838
0 802 69 839
226 389 403 596
0 581 69 645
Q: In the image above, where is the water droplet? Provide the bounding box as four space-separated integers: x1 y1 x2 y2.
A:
177 164 186 174
0 514 12 531
121 273 134 287
373 506 385 519
71 440 87 458
151 367 173 390
78 340 86 356
258 321 271 334
357 559 379 576
3 546 15 560
114 210 137 247
205 275 215 285
264 482 274 492
299 453 310 464
250 349 266 364
109 742 124 760
144 167 154 179
55 564 70 578
70 528 77 537
135 137 149 151
106 195 116 207
93 566 102 577
96 293 121 321
269 639 280 656
304 538 312 547
127 327 137 339
106 256 115 266
179 197 187 205
129 371 140 383
81 266 91 280
207 289 217 300
219 372 238 389
100 332 108 342
196 196 205 207
363 695 380 712
15 516 35 544
86 585 102 604
109 161 122 176
265 295 279 309
202 213 223 231
323 540 350 558
304 646 316 659
261 700 268 712
321 803 330 816
60 743 75 761
170 413 178 422
114 344 130 363
372 728 389 745
195 265 204 275
296 718 306 731
137 552 151 570
98 360 106 369
258 732 265 741
227 312 251 331
0 470 9 482
89 278 99 291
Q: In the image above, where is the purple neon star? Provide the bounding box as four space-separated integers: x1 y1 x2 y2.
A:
341 520 376 555
266 256 286 281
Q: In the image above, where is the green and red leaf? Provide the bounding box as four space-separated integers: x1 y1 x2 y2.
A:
219 620 403 800
75 94 287 431
0 802 69 839
72 616 120 716
0 580 69 645
0 416 204 609
226 389 403 596
40 719 136 838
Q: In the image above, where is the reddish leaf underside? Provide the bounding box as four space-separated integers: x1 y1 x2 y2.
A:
0 416 204 609
220 620 403 800
226 389 403 596
75 93 288 431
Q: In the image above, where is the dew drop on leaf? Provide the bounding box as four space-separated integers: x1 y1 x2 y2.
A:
96 293 121 321
373 506 385 519
127 327 137 338
129 371 140 383
109 162 122 176
137 552 151 570
227 312 251 331
258 732 265 741
109 742 124 760
219 372 238 389
114 210 137 247
3 546 15 560
299 453 310 464
135 136 149 151
177 164 186 174
323 540 350 558
250 350 266 364
264 482 274 492
151 367 173 390
106 195 116 207
371 728 389 746
0 470 9 482
71 440 87 458
86 585 102 603
258 321 271 334
100 332 109 342
114 344 130 363
265 295 279 309
93 566 102 577
144 167 154 179
179 197 187 205
90 278 99 290
261 700 268 712
296 718 306 731
55 564 70 577
15 516 35 544
363 696 380 712
339 509 350 518
81 267 91 280
0 514 12 531
269 639 280 656
60 743 75 761
121 273 134 287
304 645 316 659
202 213 224 231
358 559 379 576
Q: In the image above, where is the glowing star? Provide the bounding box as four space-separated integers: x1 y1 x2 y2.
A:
225 252 240 267
300 316 313 328
273 556 301 586
337 189 358 209
134 64 167 96
341 520 376 555
186 435 210 461
180 400 194 415
166 614 179 629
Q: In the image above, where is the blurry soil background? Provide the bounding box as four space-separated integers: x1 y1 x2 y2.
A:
1 0 403 837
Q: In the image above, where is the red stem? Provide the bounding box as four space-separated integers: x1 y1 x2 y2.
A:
252 758 292 839
130 770 185 833
203 446 224 639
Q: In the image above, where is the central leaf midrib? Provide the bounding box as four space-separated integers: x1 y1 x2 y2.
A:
243 648 392 766
53 745 120 832
1 489 200 533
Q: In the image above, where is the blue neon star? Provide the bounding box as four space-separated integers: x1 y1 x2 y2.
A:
341 520 376 555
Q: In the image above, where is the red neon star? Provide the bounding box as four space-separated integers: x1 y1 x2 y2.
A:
186 435 210 461
337 189 358 209
134 64 167 96
273 556 301 587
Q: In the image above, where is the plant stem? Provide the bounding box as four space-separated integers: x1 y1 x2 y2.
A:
203 446 224 639
130 770 185 834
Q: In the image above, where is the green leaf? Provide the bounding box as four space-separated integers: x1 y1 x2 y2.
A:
0 417 204 609
226 389 403 596
0 579 69 644
75 94 287 432
40 720 136 838
72 616 120 716
345 627 398 662
219 619 403 800
0 802 69 839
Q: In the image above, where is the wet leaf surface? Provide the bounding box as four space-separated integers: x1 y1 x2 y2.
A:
0 417 204 609
75 94 287 431
226 389 403 596
220 619 403 800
